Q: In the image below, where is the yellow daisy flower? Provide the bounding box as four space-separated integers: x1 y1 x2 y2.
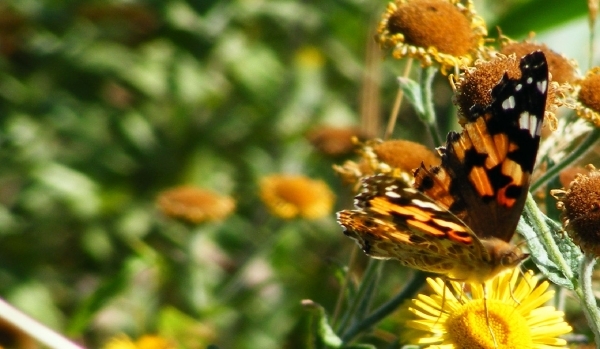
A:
376 0 487 74
403 269 572 348
156 186 236 224
259 174 335 219
103 334 175 349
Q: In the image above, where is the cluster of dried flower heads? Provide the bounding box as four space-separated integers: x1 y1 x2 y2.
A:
329 0 600 347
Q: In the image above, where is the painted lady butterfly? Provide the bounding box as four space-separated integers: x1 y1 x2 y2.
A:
337 51 548 283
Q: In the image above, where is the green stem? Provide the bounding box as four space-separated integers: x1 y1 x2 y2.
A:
524 194 575 282
576 254 600 349
419 66 444 147
336 259 380 333
531 127 600 193
341 271 427 343
355 261 384 320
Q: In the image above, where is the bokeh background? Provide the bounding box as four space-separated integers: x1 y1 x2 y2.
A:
0 0 593 348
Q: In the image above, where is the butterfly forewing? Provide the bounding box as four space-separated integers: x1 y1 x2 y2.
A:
414 51 548 242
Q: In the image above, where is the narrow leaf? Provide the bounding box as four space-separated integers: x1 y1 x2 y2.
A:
397 77 424 116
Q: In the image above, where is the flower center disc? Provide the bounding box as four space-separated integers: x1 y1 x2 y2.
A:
446 299 533 349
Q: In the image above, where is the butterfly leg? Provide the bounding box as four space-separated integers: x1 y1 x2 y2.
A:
483 283 498 348
433 280 450 328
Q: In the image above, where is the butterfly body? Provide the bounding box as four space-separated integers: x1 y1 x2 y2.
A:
337 52 548 283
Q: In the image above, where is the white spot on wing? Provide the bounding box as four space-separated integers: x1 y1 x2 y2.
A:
386 191 401 199
515 83 522 91
537 79 547 94
502 95 516 110
412 199 444 211
519 111 540 137
526 77 533 84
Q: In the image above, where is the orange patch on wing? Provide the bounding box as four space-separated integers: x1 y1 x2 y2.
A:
452 134 472 163
407 219 446 237
369 197 431 222
501 159 525 186
496 186 516 208
493 133 508 162
466 119 498 168
447 230 473 244
388 230 413 243
468 167 494 196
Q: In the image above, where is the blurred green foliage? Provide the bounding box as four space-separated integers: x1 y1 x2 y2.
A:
0 0 590 348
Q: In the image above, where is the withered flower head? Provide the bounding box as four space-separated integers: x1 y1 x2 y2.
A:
306 126 362 157
573 67 600 127
558 166 591 189
453 53 560 128
259 174 335 220
552 164 600 257
157 186 235 224
500 39 579 85
334 138 439 187
376 0 487 74
453 54 521 123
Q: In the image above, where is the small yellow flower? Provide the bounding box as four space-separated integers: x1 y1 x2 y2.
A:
156 186 235 224
103 334 175 349
552 164 600 257
376 0 487 74
295 46 326 68
402 269 572 348
259 174 335 219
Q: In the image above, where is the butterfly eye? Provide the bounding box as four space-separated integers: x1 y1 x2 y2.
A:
501 249 529 268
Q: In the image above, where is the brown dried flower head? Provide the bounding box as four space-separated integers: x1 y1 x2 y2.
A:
499 38 578 129
306 126 362 157
453 54 522 123
574 67 600 127
551 164 600 257
558 166 591 189
334 138 439 187
453 52 560 129
500 40 579 85
157 186 235 224
376 0 487 74
259 174 335 220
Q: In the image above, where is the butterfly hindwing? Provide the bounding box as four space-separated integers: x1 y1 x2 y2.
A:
338 174 489 274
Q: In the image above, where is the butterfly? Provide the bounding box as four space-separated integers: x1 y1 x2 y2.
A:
337 51 548 283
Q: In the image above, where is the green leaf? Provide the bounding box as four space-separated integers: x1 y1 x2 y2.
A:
518 196 582 289
397 77 424 116
66 257 154 335
304 299 343 348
